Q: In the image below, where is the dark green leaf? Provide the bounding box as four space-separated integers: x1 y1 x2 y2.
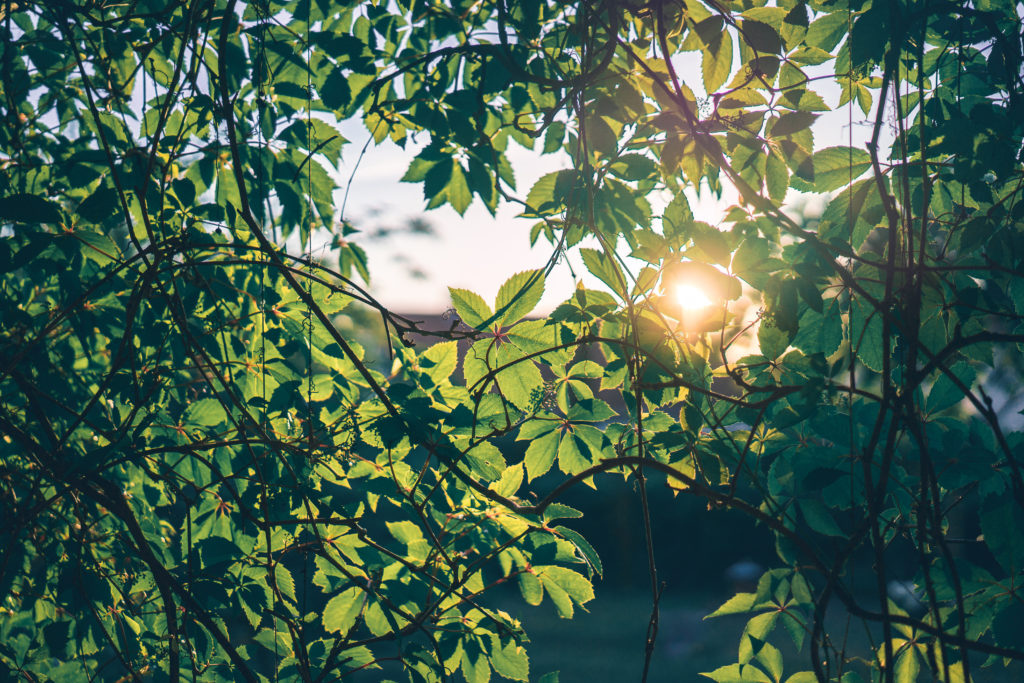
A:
0 193 63 224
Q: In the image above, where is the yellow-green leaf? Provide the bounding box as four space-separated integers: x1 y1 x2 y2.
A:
449 287 494 330
703 30 734 93
495 269 544 327
323 586 364 634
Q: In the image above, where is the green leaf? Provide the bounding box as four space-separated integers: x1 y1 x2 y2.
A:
663 192 693 235
566 398 617 422
495 270 544 327
496 352 544 411
449 287 494 330
805 12 847 52
418 341 458 384
757 641 783 681
702 29 734 93
121 614 142 636
800 499 844 537
538 566 593 605
518 571 543 606
525 431 560 481
706 592 757 619
580 247 627 298
323 587 364 634
461 641 490 683
491 463 524 497
788 46 833 66
793 147 873 193
850 5 888 71
791 574 813 605
731 237 779 289
701 665 744 683
446 162 473 215
701 663 772 683
557 434 590 476
465 441 507 481
817 178 884 248
274 564 296 603
786 674 818 683
926 363 975 414
411 149 472 215
73 229 120 266
567 360 603 379
536 574 572 617
543 122 566 154
850 297 885 373
543 503 583 520
608 154 658 182
780 4 809 43
742 20 782 54
553 526 603 577
765 151 789 201
253 627 292 654
980 493 1024 574
76 185 120 223
386 521 423 545
184 398 227 427
894 645 920 683
523 170 579 217
0 193 63 224
506 318 557 356
490 636 530 681
691 223 733 266
364 601 393 637
758 324 790 361
744 611 779 641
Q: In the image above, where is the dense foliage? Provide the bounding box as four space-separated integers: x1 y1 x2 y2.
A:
2 0 1024 681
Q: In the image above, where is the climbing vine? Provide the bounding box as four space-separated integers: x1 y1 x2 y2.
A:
1 1 1023 682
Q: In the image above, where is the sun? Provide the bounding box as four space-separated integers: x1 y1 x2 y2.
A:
675 284 712 311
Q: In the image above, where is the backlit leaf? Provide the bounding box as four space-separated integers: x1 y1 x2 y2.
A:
323 587 364 634
703 30 734 93
495 270 544 327
450 287 494 330
793 146 873 193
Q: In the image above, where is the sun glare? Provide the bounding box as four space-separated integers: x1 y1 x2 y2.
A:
675 284 712 311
